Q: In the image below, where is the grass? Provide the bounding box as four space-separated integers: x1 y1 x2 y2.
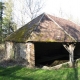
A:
0 42 80 80
0 65 80 80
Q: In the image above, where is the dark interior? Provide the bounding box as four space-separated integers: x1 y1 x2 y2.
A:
34 42 69 67
74 43 80 59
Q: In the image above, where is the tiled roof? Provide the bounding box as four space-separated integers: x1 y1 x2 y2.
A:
48 14 80 41
5 13 80 42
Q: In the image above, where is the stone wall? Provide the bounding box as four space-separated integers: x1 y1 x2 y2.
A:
0 44 5 61
5 41 14 60
5 42 35 67
20 43 27 59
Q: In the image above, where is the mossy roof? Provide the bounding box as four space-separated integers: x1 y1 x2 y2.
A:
5 13 80 42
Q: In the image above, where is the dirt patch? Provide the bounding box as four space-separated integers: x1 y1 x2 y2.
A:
0 59 27 67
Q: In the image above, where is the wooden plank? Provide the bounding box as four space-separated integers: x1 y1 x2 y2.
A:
63 43 76 67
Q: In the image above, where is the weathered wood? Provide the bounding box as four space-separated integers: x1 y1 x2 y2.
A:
63 43 76 67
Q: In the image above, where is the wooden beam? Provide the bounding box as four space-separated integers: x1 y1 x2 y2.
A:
63 43 76 67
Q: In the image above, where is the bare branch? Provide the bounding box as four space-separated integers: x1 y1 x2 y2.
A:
25 0 44 20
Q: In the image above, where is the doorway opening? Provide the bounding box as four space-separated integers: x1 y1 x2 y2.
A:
34 42 69 67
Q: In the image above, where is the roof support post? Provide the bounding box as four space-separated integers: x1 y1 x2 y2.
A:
27 42 35 68
63 43 76 67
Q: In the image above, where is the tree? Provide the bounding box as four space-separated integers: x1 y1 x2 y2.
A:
3 0 17 37
13 0 44 27
58 8 80 25
25 0 44 20
0 1 4 43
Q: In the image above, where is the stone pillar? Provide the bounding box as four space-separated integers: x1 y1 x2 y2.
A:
5 41 14 60
27 42 35 68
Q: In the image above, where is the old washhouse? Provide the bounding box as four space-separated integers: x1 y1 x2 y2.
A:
5 13 80 67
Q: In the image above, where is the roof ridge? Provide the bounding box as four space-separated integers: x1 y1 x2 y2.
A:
38 13 45 24
45 14 76 42
32 13 45 32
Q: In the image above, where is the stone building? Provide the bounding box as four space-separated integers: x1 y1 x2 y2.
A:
5 13 80 67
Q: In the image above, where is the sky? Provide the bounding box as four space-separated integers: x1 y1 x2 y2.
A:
3 0 80 27
43 0 80 19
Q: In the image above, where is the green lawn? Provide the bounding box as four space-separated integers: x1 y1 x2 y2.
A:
0 66 80 80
